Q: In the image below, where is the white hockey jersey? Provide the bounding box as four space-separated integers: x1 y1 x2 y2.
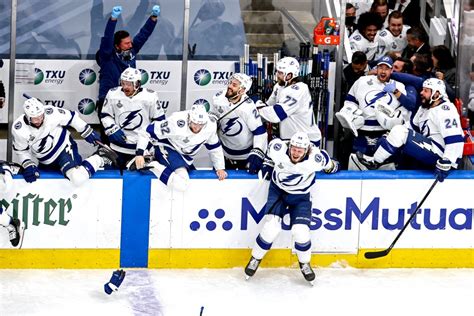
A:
377 26 409 58
101 87 165 154
267 138 332 194
210 90 267 160
138 110 225 170
12 106 89 165
259 82 322 144
344 75 409 131
349 30 380 61
410 100 464 166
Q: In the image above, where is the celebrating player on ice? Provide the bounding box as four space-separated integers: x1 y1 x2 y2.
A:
258 56 322 147
209 73 267 174
244 132 339 285
101 67 165 169
135 103 227 192
11 98 116 186
357 78 464 182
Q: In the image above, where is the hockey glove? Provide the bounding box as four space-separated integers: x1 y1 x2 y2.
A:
261 158 274 180
435 159 451 182
383 81 397 94
107 126 127 145
111 6 122 19
104 269 126 295
151 5 161 17
81 126 100 144
247 148 265 174
324 159 340 174
22 160 39 183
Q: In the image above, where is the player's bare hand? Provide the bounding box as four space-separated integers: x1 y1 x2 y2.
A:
216 169 227 181
135 156 145 169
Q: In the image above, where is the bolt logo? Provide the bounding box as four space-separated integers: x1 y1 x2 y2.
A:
34 68 66 85
193 69 212 86
78 98 96 115
79 68 97 85
193 99 210 112
34 68 44 85
139 69 149 85
190 209 233 231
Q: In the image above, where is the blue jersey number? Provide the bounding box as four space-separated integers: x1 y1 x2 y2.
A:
444 118 458 129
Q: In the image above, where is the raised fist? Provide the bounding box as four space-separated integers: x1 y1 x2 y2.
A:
111 6 122 19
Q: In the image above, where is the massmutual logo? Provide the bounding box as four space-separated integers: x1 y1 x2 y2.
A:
34 68 65 85
190 209 233 231
78 98 96 115
79 68 97 85
193 98 210 112
193 69 211 86
139 69 149 86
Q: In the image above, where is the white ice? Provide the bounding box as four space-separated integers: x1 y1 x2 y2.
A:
0 267 472 316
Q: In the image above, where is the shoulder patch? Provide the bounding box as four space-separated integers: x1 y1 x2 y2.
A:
353 35 361 41
146 88 154 93
216 90 223 97
177 119 185 128
45 108 53 115
111 87 118 91
441 104 450 111
291 85 299 90
380 30 387 37
273 143 282 151
14 121 22 130
58 109 66 114
314 153 322 163
246 98 252 103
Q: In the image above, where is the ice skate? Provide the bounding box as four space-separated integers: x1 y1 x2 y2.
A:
299 262 315 286
7 218 25 248
244 256 261 280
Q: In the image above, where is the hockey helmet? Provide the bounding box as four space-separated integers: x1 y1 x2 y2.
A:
422 78 447 102
23 98 45 118
290 132 310 149
276 57 300 80
120 67 141 89
189 103 209 125
229 73 252 93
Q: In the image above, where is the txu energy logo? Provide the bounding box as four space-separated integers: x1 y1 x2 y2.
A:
140 69 149 86
148 70 171 85
190 209 233 231
34 68 44 85
78 98 96 115
193 69 211 86
34 68 66 85
193 98 210 112
0 193 75 229
79 68 97 85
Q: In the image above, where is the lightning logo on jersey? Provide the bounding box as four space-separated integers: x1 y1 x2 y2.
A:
222 117 243 136
120 110 143 131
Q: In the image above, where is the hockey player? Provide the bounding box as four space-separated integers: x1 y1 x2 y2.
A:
209 73 267 174
0 162 24 248
358 78 464 181
11 98 116 186
135 103 227 191
377 11 409 58
349 12 384 62
101 67 165 169
244 132 339 285
257 57 322 147
335 56 416 169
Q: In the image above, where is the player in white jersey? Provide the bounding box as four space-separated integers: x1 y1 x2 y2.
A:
336 56 416 167
135 103 227 192
101 67 165 169
11 98 116 187
258 57 322 146
0 162 24 248
209 73 267 174
244 132 339 284
358 78 464 181
377 11 409 58
349 12 384 62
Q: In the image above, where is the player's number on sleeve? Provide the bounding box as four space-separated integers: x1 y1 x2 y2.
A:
252 108 260 119
160 121 170 134
283 96 297 106
444 118 458 129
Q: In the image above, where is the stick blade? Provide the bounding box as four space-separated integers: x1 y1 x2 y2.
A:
364 249 390 259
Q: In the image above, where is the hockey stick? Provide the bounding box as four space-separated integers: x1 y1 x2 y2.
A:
364 179 439 259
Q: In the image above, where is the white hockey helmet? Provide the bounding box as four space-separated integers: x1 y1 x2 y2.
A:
23 98 45 118
290 132 310 149
189 103 209 125
422 78 447 102
120 67 141 88
229 73 252 93
276 57 300 80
